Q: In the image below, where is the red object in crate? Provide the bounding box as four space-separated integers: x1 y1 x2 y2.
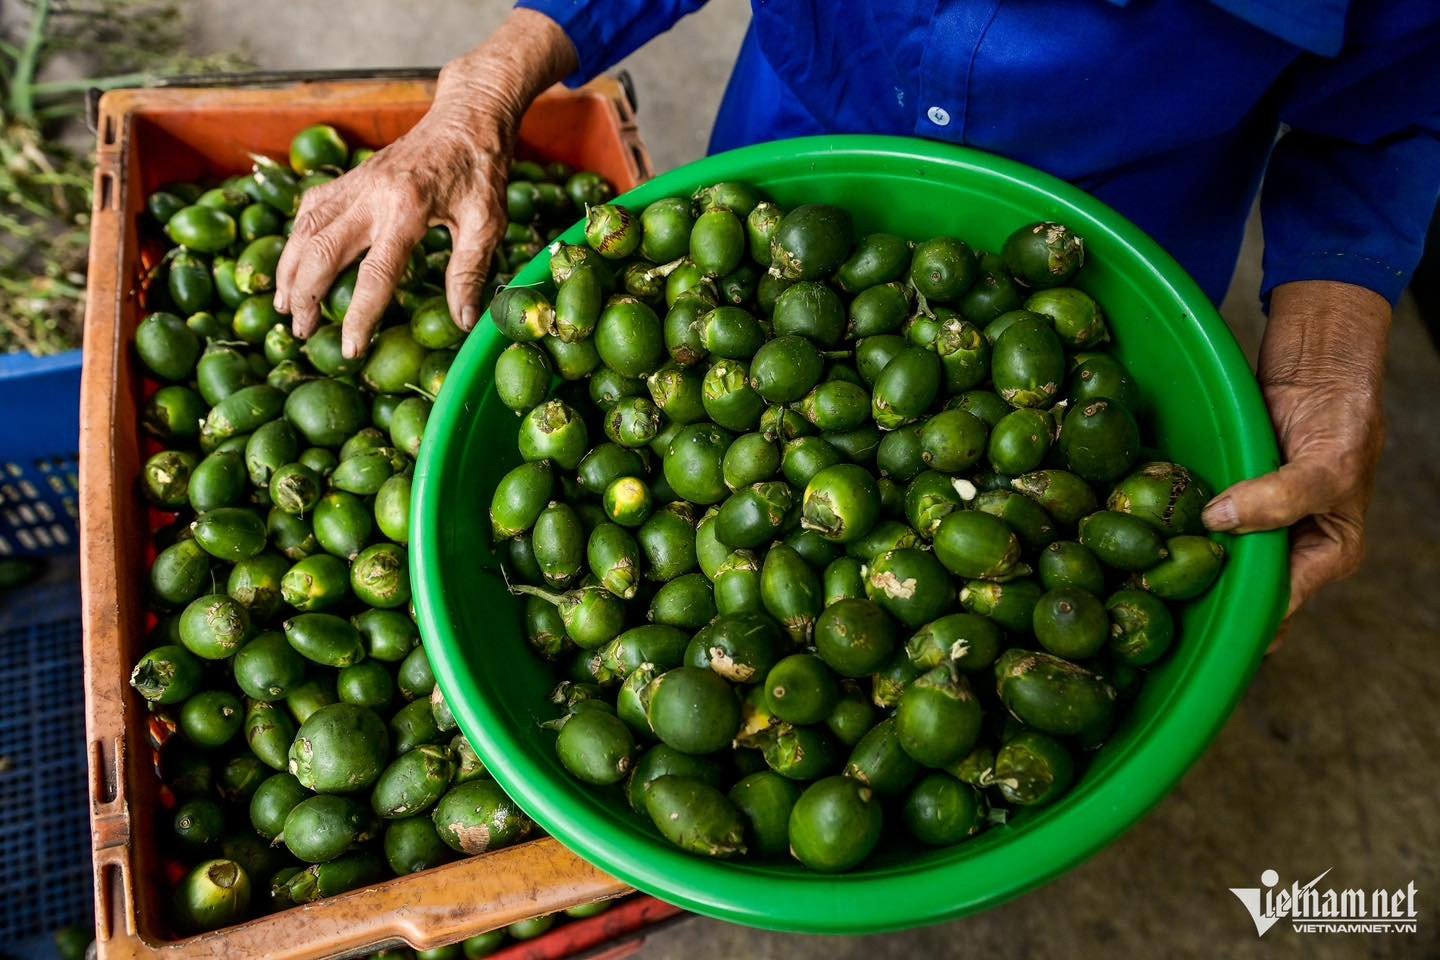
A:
494 897 686 960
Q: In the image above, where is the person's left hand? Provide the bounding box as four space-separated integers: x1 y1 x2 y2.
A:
1200 280 1390 640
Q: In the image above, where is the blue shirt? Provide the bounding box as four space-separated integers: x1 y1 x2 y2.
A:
518 0 1440 304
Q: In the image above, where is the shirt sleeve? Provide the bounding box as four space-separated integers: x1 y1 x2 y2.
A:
515 0 712 87
1260 15 1440 305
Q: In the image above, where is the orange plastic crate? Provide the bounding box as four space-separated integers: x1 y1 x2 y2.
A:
79 76 657 958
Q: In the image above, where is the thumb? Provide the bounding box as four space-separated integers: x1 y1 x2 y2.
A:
446 212 504 333
1201 460 1339 534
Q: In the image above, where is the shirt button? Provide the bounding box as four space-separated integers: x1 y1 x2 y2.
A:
927 106 951 126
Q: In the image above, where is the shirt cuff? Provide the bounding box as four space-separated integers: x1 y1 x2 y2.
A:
1261 249 1414 306
515 0 604 86
517 0 704 88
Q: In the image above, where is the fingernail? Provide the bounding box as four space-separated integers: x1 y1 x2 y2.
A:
341 337 360 360
273 292 288 313
1202 495 1238 531
461 305 478 331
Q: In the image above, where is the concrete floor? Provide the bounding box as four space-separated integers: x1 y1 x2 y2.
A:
190 4 1439 957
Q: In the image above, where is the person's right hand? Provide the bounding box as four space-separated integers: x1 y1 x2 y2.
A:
273 10 578 358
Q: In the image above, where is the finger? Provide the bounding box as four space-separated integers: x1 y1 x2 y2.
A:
285 206 372 339
274 186 343 316
1285 520 1362 617
341 221 427 358
1201 460 1343 534
446 209 506 332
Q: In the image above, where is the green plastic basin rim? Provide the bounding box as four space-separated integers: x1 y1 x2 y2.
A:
413 134 1289 934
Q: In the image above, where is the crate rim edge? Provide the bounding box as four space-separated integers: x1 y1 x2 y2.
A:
412 133 1289 935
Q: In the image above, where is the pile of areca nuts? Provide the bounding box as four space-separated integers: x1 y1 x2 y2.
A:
487 185 1226 872
129 121 620 941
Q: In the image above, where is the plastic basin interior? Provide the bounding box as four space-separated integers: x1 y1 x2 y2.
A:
413 135 1288 934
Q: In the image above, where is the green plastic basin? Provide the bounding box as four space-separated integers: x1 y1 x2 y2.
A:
413 135 1288 934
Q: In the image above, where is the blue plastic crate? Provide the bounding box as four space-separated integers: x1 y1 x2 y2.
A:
0 350 83 557
0 557 92 948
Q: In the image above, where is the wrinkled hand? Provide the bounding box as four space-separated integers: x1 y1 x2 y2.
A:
1201 281 1390 627
273 10 576 358
274 92 510 356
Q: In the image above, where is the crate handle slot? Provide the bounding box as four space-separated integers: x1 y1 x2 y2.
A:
90 735 122 806
629 141 651 182
95 859 126 942
98 169 116 211
615 69 638 116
